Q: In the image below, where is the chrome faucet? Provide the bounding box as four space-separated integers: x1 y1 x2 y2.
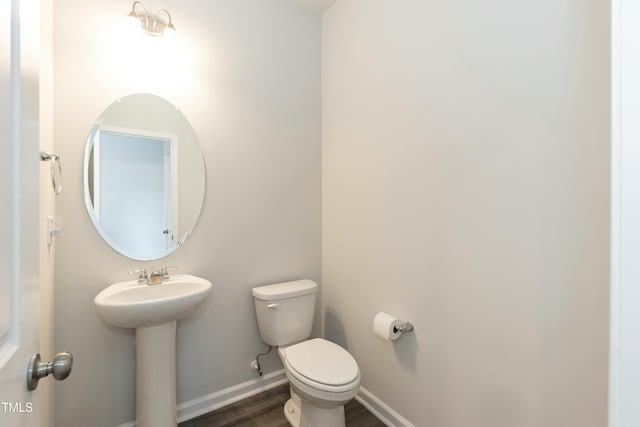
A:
148 268 165 285
130 267 177 285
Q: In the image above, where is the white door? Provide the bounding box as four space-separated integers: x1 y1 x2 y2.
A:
0 0 42 425
99 131 171 256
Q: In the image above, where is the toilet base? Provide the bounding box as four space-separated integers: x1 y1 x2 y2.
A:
284 399 300 426
283 388 346 427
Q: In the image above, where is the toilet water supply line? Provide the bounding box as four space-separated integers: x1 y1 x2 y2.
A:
254 345 272 376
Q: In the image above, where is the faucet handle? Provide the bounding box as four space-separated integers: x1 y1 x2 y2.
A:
160 266 178 279
129 269 148 283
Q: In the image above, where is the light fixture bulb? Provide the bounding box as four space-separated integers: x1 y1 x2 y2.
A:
125 11 142 32
163 23 177 41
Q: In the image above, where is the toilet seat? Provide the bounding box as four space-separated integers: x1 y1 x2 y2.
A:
280 338 360 394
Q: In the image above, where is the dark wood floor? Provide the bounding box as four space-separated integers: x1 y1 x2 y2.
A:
179 383 385 427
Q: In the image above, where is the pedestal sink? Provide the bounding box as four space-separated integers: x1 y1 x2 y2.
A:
94 274 212 427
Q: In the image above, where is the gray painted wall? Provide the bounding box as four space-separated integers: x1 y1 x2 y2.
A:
322 1 610 426
53 0 612 425
53 1 320 426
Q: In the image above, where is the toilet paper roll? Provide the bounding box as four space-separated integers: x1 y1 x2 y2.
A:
373 312 403 342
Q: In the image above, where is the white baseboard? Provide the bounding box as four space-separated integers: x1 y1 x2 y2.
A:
116 369 287 427
118 371 414 427
355 386 415 427
177 369 288 422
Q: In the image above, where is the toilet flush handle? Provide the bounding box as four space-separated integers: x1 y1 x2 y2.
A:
267 303 279 309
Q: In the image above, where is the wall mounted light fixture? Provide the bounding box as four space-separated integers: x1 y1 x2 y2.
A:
127 1 176 37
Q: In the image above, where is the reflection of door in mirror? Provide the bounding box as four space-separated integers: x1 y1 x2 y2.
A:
90 126 179 259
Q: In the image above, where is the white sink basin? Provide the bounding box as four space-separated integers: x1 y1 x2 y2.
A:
94 274 212 328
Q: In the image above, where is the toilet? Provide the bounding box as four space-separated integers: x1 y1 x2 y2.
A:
252 280 360 427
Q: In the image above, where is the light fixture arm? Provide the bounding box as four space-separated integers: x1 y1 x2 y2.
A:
128 1 149 28
155 9 175 32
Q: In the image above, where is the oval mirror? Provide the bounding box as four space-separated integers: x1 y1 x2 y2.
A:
83 93 206 261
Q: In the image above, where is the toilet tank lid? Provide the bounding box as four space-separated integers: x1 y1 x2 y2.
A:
252 279 318 301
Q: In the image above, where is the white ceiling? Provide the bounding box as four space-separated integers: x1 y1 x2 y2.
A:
287 0 336 13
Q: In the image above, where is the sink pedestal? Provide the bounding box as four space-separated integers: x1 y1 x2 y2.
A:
136 321 177 427
94 274 212 427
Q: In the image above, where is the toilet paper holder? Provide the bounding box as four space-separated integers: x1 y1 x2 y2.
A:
393 321 414 334
373 312 415 342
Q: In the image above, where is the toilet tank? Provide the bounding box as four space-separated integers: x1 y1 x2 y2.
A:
252 280 318 347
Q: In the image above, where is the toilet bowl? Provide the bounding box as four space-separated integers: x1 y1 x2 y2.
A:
252 280 361 427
